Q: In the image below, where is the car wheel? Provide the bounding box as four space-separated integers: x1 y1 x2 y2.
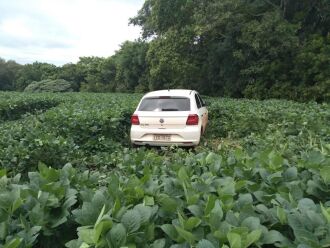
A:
131 142 138 148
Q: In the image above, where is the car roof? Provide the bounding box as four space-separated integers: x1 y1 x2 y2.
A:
143 89 196 98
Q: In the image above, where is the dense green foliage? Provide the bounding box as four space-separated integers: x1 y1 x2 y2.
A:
0 93 136 174
1 0 329 102
0 92 61 122
0 92 329 247
24 79 74 93
130 0 330 102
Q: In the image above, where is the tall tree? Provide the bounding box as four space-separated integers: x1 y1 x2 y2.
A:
0 58 22 90
114 41 149 92
130 0 330 101
15 62 57 91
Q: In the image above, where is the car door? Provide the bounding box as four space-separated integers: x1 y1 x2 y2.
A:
196 93 208 132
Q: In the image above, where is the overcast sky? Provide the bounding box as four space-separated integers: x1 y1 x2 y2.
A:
0 0 144 65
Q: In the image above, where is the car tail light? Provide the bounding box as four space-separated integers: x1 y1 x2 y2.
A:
186 114 199 125
131 114 140 125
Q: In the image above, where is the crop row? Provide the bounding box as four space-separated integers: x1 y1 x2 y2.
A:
207 98 330 156
0 146 329 247
0 92 65 122
1 93 329 175
0 93 139 175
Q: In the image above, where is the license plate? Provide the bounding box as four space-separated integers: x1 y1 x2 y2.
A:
153 134 171 141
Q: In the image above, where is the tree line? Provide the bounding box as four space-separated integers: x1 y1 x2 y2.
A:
0 0 329 102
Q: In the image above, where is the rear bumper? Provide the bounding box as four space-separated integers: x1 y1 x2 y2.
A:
130 125 201 147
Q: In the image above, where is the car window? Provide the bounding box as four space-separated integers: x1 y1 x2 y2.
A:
197 94 206 107
138 97 190 111
195 94 202 109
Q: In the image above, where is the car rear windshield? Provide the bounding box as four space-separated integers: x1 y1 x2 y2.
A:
138 97 190 111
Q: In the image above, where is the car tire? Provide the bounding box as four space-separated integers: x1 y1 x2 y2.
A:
131 142 138 148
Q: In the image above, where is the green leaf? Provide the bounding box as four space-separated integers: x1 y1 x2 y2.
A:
94 220 113 244
227 232 241 248
65 239 83 248
237 194 253 208
178 211 185 227
80 242 90 248
106 223 126 248
160 224 178 240
197 239 216 248
0 169 6 178
121 209 141 233
3 238 23 248
306 151 325 168
77 227 95 244
108 173 119 196
241 217 260 231
283 167 297 180
204 195 216 216
178 167 189 183
206 152 221 173
209 200 223 229
112 197 121 217
134 204 152 224
11 197 22 213
144 196 155 206
38 162 59 181
320 203 330 224
174 225 196 245
277 207 287 224
245 229 262 247
146 222 155 241
268 151 283 170
63 195 78 210
297 198 316 212
185 217 202 230
320 167 330 184
188 205 203 217
73 190 107 226
158 194 179 212
262 230 287 245
150 239 166 248
0 222 8 241
94 205 106 227
206 152 217 164
50 216 67 228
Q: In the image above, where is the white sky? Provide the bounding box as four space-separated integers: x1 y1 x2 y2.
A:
0 0 144 65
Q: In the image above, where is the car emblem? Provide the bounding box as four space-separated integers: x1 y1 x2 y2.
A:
159 118 164 123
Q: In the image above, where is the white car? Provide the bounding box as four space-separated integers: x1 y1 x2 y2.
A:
130 89 208 147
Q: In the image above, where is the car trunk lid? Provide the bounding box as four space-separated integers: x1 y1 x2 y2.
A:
136 111 189 129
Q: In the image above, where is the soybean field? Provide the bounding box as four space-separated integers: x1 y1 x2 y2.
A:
0 92 329 248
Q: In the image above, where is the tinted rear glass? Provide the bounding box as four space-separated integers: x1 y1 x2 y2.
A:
138 97 190 111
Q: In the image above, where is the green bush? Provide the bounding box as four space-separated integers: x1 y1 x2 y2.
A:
24 79 74 93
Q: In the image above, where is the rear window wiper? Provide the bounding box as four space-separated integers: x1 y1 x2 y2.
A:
161 108 179 111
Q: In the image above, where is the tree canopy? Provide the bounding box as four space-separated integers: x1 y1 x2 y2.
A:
24 79 74 93
0 0 329 102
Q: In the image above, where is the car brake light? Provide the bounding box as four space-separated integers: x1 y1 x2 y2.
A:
131 115 140 125
186 114 199 125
